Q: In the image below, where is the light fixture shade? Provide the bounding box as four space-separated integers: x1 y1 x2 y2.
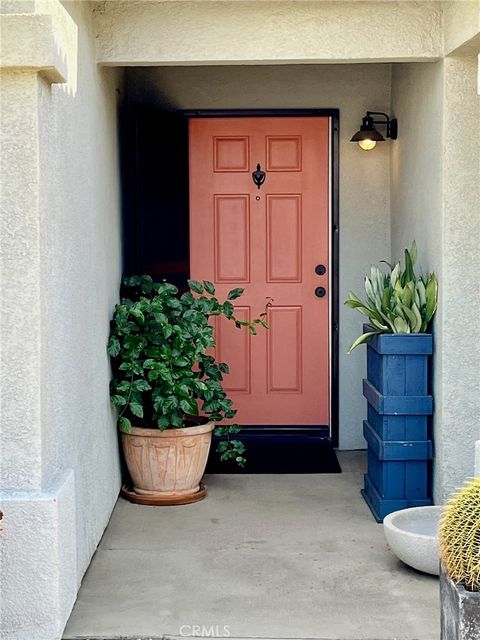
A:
350 128 385 143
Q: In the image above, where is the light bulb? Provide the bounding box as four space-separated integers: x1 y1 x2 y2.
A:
358 139 377 151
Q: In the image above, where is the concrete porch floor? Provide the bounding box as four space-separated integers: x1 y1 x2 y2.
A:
63 452 439 640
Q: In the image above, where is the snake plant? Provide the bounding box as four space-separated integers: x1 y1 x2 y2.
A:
345 241 438 352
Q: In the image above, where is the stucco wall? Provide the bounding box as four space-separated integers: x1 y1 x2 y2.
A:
128 63 392 450
390 61 445 501
39 0 122 578
390 64 444 269
391 58 480 502
442 0 480 54
93 0 443 65
0 1 122 638
439 55 480 501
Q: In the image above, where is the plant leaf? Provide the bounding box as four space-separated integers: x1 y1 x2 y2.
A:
402 305 417 331
404 246 415 283
416 280 426 308
203 280 215 295
223 301 234 318
402 282 414 308
119 416 132 433
107 336 121 356
130 402 143 418
390 263 400 288
187 279 204 294
157 415 170 429
424 273 438 326
411 302 423 333
130 308 145 324
393 316 410 333
227 288 244 300
347 331 379 353
409 240 417 265
133 379 151 392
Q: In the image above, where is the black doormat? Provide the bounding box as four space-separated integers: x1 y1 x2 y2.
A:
206 428 341 474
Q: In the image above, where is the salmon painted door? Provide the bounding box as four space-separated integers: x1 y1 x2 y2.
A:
189 117 330 427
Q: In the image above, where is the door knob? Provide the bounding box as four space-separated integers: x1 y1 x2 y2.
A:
315 264 326 276
315 286 326 298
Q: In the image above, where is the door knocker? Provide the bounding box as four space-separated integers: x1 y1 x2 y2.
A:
252 163 266 189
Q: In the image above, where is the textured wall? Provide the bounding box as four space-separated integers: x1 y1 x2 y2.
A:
440 56 480 501
391 58 480 502
128 63 392 449
93 0 442 65
0 70 43 492
39 0 122 579
442 0 480 54
390 61 445 500
390 63 444 267
0 1 122 638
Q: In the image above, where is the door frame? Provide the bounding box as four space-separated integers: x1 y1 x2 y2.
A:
184 109 339 447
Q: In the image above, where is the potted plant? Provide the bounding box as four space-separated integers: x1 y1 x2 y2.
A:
345 242 438 521
439 477 480 639
107 275 266 504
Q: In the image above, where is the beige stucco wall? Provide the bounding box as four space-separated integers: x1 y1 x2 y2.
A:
128 63 392 449
390 64 444 268
390 62 445 500
93 0 443 65
0 2 122 638
439 55 480 501
39 0 123 575
442 0 480 54
391 57 480 502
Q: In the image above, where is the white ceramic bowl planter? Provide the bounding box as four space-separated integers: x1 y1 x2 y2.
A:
383 506 443 575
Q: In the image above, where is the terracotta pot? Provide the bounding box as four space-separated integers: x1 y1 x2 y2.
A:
121 422 215 498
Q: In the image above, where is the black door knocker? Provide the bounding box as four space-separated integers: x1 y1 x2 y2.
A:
252 163 266 189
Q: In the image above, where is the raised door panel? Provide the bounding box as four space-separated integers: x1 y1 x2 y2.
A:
266 136 302 171
214 195 250 283
266 194 302 283
267 306 303 393
215 308 251 393
214 136 250 172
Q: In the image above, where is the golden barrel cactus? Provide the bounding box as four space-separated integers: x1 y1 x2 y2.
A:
439 477 480 591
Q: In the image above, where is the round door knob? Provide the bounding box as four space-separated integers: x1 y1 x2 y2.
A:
315 286 326 298
315 264 326 276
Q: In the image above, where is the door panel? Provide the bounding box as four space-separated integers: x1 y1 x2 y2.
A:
215 309 251 393
189 117 330 427
266 194 302 282
213 195 250 282
267 306 303 393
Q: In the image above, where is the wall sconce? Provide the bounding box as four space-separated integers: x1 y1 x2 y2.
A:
350 111 398 151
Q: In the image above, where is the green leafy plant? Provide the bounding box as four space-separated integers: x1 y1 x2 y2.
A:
107 275 267 466
345 241 438 352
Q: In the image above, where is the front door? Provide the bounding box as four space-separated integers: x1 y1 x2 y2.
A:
189 117 330 429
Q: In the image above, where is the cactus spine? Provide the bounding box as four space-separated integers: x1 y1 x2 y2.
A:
439 477 480 591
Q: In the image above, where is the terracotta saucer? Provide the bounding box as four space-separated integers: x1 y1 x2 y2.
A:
120 482 208 506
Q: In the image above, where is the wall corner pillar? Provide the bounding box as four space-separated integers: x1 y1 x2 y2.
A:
435 53 480 502
0 2 79 638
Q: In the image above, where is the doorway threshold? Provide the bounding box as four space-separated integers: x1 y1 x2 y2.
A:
207 427 340 473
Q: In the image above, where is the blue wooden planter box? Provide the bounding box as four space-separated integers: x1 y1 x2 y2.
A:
360 324 433 522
